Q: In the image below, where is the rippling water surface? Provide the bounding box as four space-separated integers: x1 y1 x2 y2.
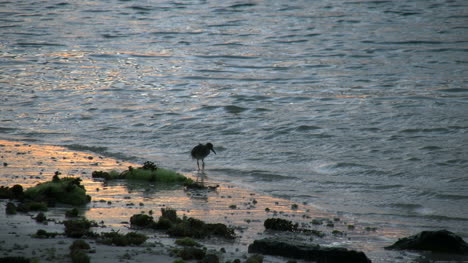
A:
1 0 468 255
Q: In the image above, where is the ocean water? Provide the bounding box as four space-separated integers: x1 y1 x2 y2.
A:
1 0 468 256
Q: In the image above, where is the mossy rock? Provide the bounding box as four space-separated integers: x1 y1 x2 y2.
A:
17 201 48 212
0 185 24 200
92 161 193 184
98 231 148 246
130 213 155 227
175 237 202 247
70 249 90 263
168 216 235 239
33 229 58 238
176 247 206 260
64 219 96 238
70 240 91 250
24 175 91 206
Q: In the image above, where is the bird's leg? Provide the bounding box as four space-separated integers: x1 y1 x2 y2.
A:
196 160 200 170
202 159 205 170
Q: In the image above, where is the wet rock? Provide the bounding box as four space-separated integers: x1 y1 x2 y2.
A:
248 238 371 263
385 230 468 254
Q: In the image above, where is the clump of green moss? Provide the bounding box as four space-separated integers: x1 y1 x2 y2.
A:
66 208 80 217
64 218 97 238
130 213 155 228
17 201 48 212
92 161 192 184
175 237 202 247
33 229 58 238
165 214 236 239
98 231 148 246
70 240 91 250
69 239 91 263
24 172 91 206
129 208 236 240
0 185 24 200
173 247 206 260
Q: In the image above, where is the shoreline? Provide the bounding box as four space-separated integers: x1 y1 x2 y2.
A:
0 139 424 262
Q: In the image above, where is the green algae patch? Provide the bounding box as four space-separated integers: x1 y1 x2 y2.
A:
92 161 193 184
98 231 148 246
24 172 91 206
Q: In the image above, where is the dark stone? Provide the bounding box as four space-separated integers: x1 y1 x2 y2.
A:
248 238 371 263
385 230 468 254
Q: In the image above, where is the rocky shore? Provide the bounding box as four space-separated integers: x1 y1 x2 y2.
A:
1 139 467 263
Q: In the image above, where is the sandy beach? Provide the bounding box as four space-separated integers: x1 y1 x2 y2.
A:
0 139 417 263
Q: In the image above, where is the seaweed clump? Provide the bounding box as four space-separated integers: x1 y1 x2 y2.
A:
92 161 192 184
64 218 98 238
97 231 148 246
24 172 91 206
129 208 236 240
70 240 91 263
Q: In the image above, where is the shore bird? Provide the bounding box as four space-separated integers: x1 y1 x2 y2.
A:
191 143 216 170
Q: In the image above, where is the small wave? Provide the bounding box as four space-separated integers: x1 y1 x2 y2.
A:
294 125 321 132
389 203 423 209
435 193 468 200
419 145 442 151
399 128 449 133
16 42 65 47
437 88 468 93
65 144 109 153
64 144 138 162
248 170 292 182
224 105 248 114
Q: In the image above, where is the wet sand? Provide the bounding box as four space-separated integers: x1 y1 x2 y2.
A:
0 139 409 262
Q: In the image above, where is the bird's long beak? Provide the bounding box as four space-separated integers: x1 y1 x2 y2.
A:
211 149 216 154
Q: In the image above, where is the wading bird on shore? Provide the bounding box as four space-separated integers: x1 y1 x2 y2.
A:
191 143 216 170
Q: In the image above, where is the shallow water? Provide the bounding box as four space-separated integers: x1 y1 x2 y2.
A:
1 0 468 257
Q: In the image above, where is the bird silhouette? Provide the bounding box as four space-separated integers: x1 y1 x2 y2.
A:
191 143 216 170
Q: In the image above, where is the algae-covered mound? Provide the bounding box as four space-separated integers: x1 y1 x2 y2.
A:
24 172 91 206
92 161 192 184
